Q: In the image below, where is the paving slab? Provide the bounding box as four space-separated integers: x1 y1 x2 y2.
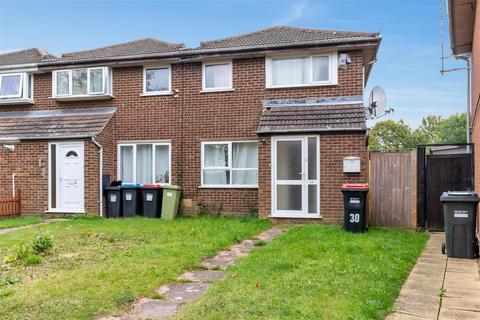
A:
131 299 178 319
385 312 435 320
176 270 226 283
156 282 209 303
438 307 480 320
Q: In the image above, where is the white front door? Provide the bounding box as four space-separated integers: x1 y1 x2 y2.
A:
272 136 320 218
49 142 85 212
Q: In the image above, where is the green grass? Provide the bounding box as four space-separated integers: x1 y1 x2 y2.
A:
175 225 428 320
0 216 44 230
0 216 270 320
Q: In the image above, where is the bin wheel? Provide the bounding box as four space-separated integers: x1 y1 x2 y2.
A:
441 242 446 255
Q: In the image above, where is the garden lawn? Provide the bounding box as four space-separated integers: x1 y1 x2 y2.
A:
176 225 428 320
0 216 44 230
0 216 270 320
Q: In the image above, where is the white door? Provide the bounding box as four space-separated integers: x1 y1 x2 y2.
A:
55 142 84 212
272 136 320 218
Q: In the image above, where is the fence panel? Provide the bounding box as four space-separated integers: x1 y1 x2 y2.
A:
369 151 416 228
0 192 21 217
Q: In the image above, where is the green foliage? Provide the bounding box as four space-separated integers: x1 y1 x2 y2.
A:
32 232 53 255
249 207 259 218
369 113 467 152
23 255 43 266
369 120 417 152
112 291 135 306
14 243 31 261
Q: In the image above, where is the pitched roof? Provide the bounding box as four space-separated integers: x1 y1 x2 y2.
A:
49 38 185 63
0 107 116 140
0 48 56 66
200 26 380 50
257 102 366 134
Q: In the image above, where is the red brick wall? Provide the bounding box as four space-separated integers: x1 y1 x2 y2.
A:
0 50 366 220
471 3 480 236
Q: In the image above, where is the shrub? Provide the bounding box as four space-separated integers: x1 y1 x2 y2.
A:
14 243 31 260
32 232 53 255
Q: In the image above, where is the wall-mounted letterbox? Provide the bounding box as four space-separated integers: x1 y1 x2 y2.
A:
343 156 361 173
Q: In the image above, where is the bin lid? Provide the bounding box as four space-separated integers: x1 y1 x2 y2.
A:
162 184 182 190
440 191 479 202
141 184 162 189
105 186 121 191
341 183 368 191
121 183 141 189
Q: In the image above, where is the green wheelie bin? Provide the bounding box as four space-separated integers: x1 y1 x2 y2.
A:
161 185 182 220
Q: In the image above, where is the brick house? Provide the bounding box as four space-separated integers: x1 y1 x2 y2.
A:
447 0 479 234
0 26 381 222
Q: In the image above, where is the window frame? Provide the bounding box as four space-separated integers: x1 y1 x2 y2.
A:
52 67 111 97
0 72 24 99
265 52 338 88
201 61 233 92
117 141 172 185
201 140 258 188
143 65 172 95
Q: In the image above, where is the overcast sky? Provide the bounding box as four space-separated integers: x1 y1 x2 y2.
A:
0 0 468 128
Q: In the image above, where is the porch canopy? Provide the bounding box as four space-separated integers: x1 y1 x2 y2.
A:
0 107 116 141
257 96 367 134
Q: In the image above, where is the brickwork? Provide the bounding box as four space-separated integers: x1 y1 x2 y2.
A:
0 50 367 221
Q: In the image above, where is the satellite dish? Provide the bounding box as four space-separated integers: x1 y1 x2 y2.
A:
367 86 388 118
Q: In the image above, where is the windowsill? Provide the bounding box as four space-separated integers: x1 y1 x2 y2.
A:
269 214 323 219
199 185 258 189
0 98 34 105
141 92 173 97
266 82 337 89
51 94 114 102
200 88 235 93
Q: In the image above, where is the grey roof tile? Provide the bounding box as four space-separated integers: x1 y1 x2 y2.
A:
200 26 380 50
49 38 185 63
0 48 56 66
0 107 116 139
257 103 366 133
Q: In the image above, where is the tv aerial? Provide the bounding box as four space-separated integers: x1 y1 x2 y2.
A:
366 86 394 119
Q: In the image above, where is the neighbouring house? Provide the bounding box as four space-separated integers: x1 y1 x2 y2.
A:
0 26 381 222
447 0 479 234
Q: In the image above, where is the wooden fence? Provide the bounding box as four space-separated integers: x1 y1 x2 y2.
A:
369 151 417 228
0 191 21 217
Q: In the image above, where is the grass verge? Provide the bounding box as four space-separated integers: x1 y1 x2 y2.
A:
0 216 44 230
175 225 428 320
0 216 270 320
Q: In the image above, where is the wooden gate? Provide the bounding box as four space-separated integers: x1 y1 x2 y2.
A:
425 154 473 230
0 191 21 217
369 151 417 228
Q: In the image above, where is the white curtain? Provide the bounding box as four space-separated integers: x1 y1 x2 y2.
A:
204 169 229 185
120 146 134 183
205 64 230 88
204 144 228 167
72 69 88 95
232 142 258 185
155 145 169 183
89 69 104 93
136 145 152 184
312 56 329 82
56 72 69 95
272 57 308 86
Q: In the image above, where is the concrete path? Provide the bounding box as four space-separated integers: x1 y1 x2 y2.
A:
0 219 68 235
100 227 286 320
386 233 480 320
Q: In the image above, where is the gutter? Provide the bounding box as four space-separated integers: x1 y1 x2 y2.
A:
91 136 104 218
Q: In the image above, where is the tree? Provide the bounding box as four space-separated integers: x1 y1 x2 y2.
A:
436 113 467 144
368 120 417 152
413 115 442 145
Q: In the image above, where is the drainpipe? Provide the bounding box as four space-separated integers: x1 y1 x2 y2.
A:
458 55 471 149
91 136 104 217
12 173 15 198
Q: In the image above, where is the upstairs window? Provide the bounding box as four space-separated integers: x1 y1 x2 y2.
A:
53 67 111 97
266 52 337 88
0 72 33 101
202 61 232 91
143 66 171 95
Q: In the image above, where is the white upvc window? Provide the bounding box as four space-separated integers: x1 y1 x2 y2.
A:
117 142 171 184
201 141 258 188
0 72 33 100
143 66 171 95
202 61 233 91
265 52 338 88
53 67 111 97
